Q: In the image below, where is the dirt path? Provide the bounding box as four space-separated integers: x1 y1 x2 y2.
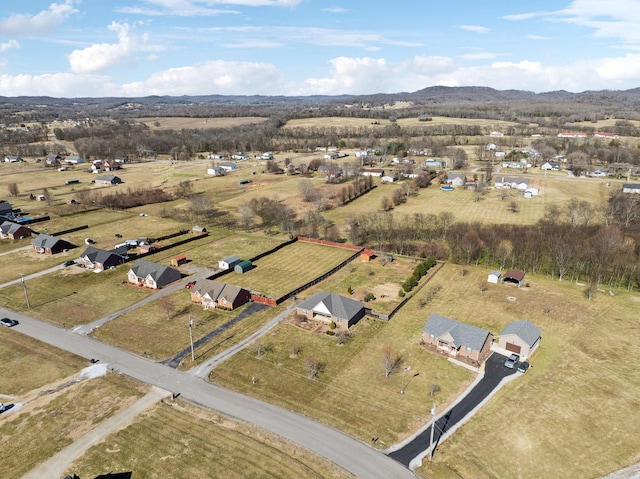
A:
21 386 169 479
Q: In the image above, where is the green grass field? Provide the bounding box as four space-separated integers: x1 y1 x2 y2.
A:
64 399 354 479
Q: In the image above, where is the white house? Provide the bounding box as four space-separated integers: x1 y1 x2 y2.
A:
445 172 467 187
219 255 240 270
261 152 274 160
541 161 561 171
4 155 22 163
64 156 85 164
219 161 238 172
622 183 640 194
494 176 529 190
207 167 225 176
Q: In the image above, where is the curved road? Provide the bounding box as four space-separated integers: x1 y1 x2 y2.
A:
3 307 415 479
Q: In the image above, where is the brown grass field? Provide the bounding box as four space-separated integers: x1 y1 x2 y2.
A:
282 116 522 131
228 240 358 298
136 116 269 130
0 371 147 479
64 399 354 479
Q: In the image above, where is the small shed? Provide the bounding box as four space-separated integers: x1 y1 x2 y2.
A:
498 320 541 359
171 254 187 267
487 270 502 284
360 249 375 262
219 255 240 270
234 260 253 274
192 225 207 235
503 269 526 287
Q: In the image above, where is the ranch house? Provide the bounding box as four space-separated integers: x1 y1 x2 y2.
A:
422 313 493 364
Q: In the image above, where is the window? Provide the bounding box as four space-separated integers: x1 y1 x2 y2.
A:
466 346 472 353
430 334 435 340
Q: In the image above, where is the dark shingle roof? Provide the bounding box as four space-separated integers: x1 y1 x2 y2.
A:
423 313 491 352
499 320 541 348
32 233 72 250
297 292 364 322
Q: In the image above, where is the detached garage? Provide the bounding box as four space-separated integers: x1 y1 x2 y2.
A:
498 319 542 359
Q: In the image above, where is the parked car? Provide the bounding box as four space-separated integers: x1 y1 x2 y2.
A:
517 361 530 373
504 353 519 369
63 260 75 267
0 403 5 412
0 317 19 327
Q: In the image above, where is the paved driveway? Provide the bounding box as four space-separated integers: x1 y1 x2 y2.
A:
388 353 517 467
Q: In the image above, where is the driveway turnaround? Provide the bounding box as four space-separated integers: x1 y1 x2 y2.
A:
388 353 517 467
4 308 415 479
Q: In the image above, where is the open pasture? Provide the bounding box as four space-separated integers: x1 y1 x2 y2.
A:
136 116 269 130
228 240 358 298
65 399 354 479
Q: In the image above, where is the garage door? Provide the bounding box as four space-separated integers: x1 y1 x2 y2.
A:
505 342 521 354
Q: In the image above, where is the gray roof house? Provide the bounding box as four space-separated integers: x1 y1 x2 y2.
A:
296 292 365 331
95 174 122 185
32 233 74 254
127 259 181 289
78 246 126 271
422 313 493 364
622 183 640 194
497 319 541 359
219 255 241 270
190 279 251 310
0 221 32 239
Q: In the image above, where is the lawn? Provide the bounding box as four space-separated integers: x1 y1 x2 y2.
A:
64 399 354 479
0 328 87 395
0 266 152 327
228 240 358 298
0 372 146 479
411 266 640 479
92 288 242 361
212 263 476 446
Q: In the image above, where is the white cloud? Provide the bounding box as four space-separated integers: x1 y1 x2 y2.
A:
0 40 20 52
222 40 282 48
0 1 79 36
120 60 284 96
526 35 551 40
292 57 391 95
460 25 490 34
67 22 160 74
118 0 301 16
0 72 117 97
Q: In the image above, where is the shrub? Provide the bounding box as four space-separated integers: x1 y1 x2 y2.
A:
364 293 376 302
398 289 405 297
329 321 337 330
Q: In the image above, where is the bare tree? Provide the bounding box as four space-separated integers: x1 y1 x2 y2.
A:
254 341 273 359
42 187 54 206
7 182 19 197
382 346 403 378
237 204 255 230
429 383 441 397
304 358 325 379
335 330 351 345
158 295 175 320
289 344 301 358
381 196 392 211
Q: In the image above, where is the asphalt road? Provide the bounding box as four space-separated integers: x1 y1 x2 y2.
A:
388 353 517 467
3 307 415 479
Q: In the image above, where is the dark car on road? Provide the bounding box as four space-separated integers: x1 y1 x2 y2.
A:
0 317 19 327
504 353 519 369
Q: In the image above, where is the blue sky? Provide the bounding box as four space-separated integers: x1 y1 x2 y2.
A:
2 1 640 97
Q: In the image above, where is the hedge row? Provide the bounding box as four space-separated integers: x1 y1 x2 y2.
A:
402 256 437 292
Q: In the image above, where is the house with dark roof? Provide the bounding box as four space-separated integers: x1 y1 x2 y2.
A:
497 319 542 359
296 292 365 331
0 201 13 215
422 313 493 363
127 260 181 289
95 174 122 185
0 221 32 240
190 279 251 310
32 233 74 255
78 246 126 271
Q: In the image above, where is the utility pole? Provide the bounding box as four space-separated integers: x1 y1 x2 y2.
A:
429 403 437 461
20 274 30 309
400 366 410 394
189 316 194 361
